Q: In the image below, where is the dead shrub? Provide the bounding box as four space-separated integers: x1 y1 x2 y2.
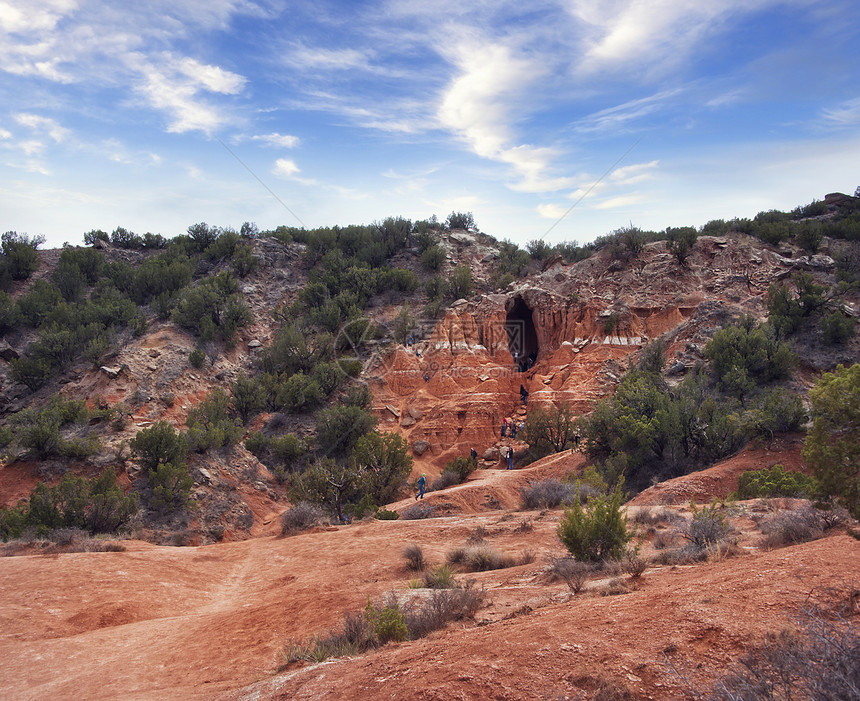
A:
709 600 860 701
759 506 825 550
520 478 578 509
514 519 534 533
430 469 460 491
468 526 488 543
519 549 536 565
402 543 425 571
445 546 467 565
402 582 487 638
401 502 437 520
631 507 680 527
280 501 326 535
622 550 647 578
651 545 709 566
597 577 630 597
549 556 594 594
653 530 680 550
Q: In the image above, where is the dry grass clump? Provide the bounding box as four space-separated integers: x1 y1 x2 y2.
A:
401 583 487 638
630 507 681 527
401 502 437 520
282 585 488 669
520 478 578 509
2 529 127 556
758 506 825 550
445 545 530 572
422 564 457 589
280 502 326 535
596 577 631 597
549 556 594 594
402 543 425 571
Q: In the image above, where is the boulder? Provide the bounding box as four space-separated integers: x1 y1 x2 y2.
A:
413 440 431 456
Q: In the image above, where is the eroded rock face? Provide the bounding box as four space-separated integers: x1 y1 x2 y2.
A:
372 235 803 472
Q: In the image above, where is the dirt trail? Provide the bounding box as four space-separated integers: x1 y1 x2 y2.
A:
1 451 857 700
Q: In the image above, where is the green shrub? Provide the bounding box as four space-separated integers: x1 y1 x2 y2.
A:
185 388 243 451
735 465 817 499
665 226 697 266
364 600 408 644
0 469 137 540
1 231 44 282
148 461 193 511
352 431 412 504
421 245 446 271
230 373 266 424
189 347 206 368
244 431 270 457
315 405 377 455
448 264 473 299
130 421 186 473
803 363 860 518
375 508 399 520
441 455 475 484
557 485 630 562
446 211 475 231
422 564 456 588
820 311 856 345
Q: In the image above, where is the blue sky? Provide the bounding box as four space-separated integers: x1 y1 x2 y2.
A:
1 0 858 248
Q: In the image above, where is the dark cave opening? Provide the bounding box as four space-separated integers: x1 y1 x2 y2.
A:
505 297 539 371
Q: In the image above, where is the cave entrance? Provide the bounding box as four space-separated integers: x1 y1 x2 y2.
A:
505 297 539 371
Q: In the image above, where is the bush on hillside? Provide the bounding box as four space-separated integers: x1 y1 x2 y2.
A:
557 485 630 562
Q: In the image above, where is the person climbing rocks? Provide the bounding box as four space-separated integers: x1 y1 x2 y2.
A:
505 446 514 470
423 372 430 383
520 384 529 405
470 447 478 467
518 420 525 437
416 473 426 500
501 417 509 438
406 334 414 348
510 421 517 439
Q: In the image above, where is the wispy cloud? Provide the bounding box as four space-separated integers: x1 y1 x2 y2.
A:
610 160 659 185
14 112 70 142
820 97 860 127
249 132 300 148
573 89 681 134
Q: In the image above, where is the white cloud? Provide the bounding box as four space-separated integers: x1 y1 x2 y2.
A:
251 132 300 148
176 56 246 94
610 160 659 184
537 203 569 219
273 158 300 178
0 128 11 139
14 112 70 142
437 40 576 193
128 53 246 134
0 0 74 33
595 194 645 209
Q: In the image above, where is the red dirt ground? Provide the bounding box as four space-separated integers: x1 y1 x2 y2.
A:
2 448 858 700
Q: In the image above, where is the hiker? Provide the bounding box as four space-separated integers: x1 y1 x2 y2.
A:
470 447 478 467
573 433 581 451
424 372 430 383
501 417 508 438
406 334 414 348
416 473 426 500
518 421 525 437
520 384 529 405
510 421 517 439
505 446 514 470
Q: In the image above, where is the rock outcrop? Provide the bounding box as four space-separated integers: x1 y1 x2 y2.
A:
371 235 810 472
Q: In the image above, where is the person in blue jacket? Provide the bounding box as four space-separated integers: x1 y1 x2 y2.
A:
416 473 426 500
